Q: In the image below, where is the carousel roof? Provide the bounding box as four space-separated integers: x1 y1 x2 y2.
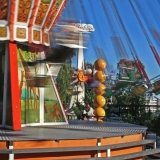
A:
0 0 66 46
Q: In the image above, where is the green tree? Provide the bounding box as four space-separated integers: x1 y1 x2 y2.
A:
114 90 147 105
83 89 96 107
56 63 72 107
55 45 76 107
72 88 96 119
108 89 150 125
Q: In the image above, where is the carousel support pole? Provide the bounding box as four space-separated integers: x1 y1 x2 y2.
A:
9 42 21 130
77 32 85 103
69 32 85 108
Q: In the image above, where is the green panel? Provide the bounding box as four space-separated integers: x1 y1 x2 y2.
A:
128 71 136 81
105 90 114 97
56 0 63 8
41 0 51 4
155 90 160 95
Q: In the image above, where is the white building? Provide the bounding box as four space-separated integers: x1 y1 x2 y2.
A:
146 95 160 112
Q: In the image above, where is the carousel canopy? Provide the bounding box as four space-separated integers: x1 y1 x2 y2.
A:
0 0 66 46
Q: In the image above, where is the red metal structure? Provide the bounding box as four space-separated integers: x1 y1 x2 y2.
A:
134 55 150 84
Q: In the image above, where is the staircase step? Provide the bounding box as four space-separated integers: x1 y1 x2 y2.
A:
70 149 160 160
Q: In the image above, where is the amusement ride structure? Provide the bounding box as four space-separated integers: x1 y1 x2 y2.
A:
0 0 68 130
0 0 159 160
0 0 158 130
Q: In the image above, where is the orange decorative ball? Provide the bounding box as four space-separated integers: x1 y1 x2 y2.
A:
94 83 106 95
94 71 106 83
94 108 105 117
97 83 106 91
94 95 106 107
94 89 105 95
94 108 105 122
94 59 106 71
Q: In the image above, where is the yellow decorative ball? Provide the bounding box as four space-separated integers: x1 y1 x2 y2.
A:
97 83 106 90
94 71 106 83
95 108 105 117
94 59 106 71
94 95 106 107
94 89 105 95
94 83 106 95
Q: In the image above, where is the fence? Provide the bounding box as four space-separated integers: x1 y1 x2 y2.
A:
67 105 160 120
106 104 160 117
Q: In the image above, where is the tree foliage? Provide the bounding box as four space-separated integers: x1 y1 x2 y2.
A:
114 89 147 105
72 88 96 119
56 63 72 107
55 45 76 107
106 89 148 121
83 89 96 107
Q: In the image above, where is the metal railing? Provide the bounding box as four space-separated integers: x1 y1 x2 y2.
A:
67 105 160 122
106 104 160 117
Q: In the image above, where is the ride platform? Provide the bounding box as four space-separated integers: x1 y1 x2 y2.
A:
0 120 159 160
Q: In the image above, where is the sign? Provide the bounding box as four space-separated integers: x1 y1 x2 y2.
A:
71 23 95 32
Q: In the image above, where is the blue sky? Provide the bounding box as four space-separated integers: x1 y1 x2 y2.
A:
55 0 160 80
